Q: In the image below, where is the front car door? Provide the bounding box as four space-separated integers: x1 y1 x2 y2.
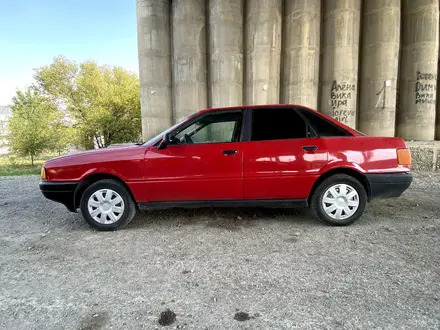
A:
144 110 244 202
243 107 329 200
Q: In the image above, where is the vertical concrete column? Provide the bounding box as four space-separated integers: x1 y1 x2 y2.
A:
359 0 401 137
437 59 440 140
244 0 282 105
397 0 439 141
320 0 361 128
208 0 244 107
136 0 172 140
281 0 321 108
172 0 207 122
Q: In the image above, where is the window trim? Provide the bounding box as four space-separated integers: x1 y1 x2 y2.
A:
247 106 315 142
155 109 245 147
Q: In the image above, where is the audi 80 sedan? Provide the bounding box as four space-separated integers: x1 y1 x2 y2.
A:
40 105 413 230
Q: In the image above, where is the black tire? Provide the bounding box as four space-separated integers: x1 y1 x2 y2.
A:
80 179 137 231
310 174 367 226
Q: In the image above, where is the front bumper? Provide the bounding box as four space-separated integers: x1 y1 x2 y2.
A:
366 172 413 200
39 182 78 212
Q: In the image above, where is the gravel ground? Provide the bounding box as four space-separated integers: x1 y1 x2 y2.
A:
0 174 439 330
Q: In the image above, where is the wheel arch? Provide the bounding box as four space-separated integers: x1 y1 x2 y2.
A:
73 173 136 210
308 168 371 204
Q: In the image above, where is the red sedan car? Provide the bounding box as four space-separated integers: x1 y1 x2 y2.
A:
40 105 412 230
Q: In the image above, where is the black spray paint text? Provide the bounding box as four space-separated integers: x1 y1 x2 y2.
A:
330 80 356 123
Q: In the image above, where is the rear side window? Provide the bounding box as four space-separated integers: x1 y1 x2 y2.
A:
251 108 308 141
298 108 352 137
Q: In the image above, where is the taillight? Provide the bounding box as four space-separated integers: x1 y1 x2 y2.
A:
41 167 47 181
397 148 412 166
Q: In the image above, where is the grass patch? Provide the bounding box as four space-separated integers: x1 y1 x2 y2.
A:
0 155 57 177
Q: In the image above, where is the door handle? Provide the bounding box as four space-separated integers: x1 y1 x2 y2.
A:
223 149 238 155
302 145 317 151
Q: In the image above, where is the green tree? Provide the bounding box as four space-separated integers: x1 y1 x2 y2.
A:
9 87 63 165
34 56 141 149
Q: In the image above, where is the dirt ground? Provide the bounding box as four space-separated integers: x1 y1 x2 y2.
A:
0 174 439 330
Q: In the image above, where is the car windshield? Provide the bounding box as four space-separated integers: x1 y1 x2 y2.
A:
143 112 199 146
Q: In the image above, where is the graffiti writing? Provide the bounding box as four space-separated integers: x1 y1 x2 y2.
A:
415 71 437 105
330 80 356 123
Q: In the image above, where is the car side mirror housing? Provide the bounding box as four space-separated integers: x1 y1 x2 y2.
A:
158 133 171 149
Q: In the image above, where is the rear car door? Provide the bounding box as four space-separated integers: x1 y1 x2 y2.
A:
144 110 244 202
243 107 328 200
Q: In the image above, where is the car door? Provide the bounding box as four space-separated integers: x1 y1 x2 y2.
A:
243 107 328 200
144 110 244 202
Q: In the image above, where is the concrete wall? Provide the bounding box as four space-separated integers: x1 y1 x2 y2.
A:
320 0 361 129
397 0 439 141
281 0 320 108
137 0 440 141
244 0 282 105
136 0 172 141
208 0 244 108
171 0 208 123
359 0 400 137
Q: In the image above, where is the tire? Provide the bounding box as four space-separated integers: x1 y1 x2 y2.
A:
79 179 137 231
310 174 367 226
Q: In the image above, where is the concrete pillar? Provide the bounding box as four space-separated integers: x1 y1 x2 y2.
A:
281 0 321 108
320 0 361 128
397 0 439 141
172 0 207 123
244 0 282 105
208 0 244 107
136 0 172 140
437 58 440 140
359 0 400 137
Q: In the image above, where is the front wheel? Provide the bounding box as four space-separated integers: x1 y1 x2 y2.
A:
80 179 137 230
310 174 367 226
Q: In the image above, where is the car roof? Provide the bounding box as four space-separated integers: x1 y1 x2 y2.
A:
199 104 361 136
203 104 305 112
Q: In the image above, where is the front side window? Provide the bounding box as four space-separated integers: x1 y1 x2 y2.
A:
172 111 242 145
251 108 308 141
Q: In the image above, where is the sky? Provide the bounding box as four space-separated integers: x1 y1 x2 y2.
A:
0 0 139 105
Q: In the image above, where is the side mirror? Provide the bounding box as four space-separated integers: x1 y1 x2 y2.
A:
157 133 171 149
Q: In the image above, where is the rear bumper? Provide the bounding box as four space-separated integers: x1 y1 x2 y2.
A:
39 182 78 212
366 173 413 200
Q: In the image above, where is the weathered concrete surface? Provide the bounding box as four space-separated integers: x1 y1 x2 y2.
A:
136 0 173 140
172 0 208 122
244 0 282 105
320 0 361 129
397 0 439 141
359 0 400 137
208 0 244 108
281 0 320 108
406 141 440 172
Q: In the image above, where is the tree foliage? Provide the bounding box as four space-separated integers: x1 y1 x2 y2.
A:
8 87 65 165
34 56 141 149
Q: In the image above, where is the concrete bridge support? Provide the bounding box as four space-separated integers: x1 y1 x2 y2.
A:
137 0 440 141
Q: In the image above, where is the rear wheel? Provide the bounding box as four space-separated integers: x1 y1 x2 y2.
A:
310 174 367 226
80 179 136 230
